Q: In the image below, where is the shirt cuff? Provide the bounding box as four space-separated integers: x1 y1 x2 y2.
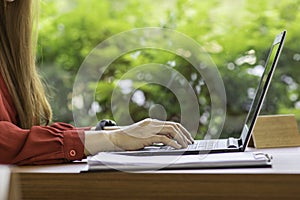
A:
63 129 86 161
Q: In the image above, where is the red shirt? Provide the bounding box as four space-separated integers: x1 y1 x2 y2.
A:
0 74 86 165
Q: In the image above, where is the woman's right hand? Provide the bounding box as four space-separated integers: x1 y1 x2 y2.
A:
84 118 194 156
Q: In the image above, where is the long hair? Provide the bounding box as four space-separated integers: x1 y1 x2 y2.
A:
0 0 52 128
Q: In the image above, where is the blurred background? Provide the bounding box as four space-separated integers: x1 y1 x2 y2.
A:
38 0 300 139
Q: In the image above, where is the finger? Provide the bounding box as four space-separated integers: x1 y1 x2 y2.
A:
159 121 194 144
172 124 193 145
147 135 182 149
174 123 194 143
156 125 188 148
148 119 194 143
138 119 193 146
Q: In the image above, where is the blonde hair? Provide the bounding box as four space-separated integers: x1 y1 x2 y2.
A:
0 0 52 128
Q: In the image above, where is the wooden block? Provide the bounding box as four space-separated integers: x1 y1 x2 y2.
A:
251 114 300 148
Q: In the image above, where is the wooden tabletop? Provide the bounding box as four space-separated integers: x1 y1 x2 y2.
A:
11 147 300 200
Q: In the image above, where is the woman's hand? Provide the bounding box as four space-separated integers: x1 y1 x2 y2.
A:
109 118 194 150
84 118 194 156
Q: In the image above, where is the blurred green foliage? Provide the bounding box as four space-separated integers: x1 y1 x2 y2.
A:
38 0 300 138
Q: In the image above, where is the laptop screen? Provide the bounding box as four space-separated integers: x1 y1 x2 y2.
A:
240 30 286 149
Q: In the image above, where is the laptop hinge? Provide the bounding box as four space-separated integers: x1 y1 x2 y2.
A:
227 137 239 148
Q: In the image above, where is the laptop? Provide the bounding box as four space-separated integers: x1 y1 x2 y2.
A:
116 30 287 156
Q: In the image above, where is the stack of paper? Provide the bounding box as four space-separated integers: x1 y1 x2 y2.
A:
87 152 272 171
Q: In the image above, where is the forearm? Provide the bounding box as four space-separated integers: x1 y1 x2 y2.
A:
84 130 121 156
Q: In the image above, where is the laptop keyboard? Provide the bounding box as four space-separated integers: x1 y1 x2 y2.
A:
159 140 218 151
187 140 218 150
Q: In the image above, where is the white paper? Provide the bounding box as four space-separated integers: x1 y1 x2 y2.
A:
88 152 272 171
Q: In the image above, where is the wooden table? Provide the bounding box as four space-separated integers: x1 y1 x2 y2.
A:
11 147 300 200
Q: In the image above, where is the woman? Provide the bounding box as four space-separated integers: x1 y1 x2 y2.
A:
0 0 193 165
